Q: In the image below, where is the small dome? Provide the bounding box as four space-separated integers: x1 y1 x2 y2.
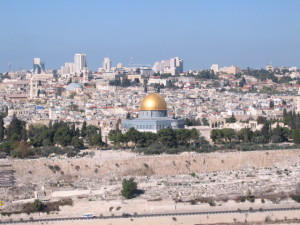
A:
66 83 83 91
139 93 167 111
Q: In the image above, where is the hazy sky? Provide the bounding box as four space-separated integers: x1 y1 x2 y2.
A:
0 0 300 73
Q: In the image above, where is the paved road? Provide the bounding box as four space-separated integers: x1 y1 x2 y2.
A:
2 206 300 224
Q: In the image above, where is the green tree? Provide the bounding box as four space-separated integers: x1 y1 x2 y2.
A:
0 142 12 154
226 114 237 123
239 77 246 87
257 116 267 124
32 199 44 211
0 106 8 118
6 114 26 142
278 76 292 83
75 128 80 137
222 128 236 142
125 128 143 147
53 127 72 146
121 178 137 199
261 120 271 143
81 121 87 137
176 129 191 146
89 133 105 147
211 129 223 143
21 128 28 141
85 125 98 139
271 124 289 143
201 118 209 126
293 129 300 144
0 116 4 141
121 78 131 87
237 128 253 143
108 129 123 146
143 132 157 147
189 128 203 146
71 136 84 149
185 118 201 126
70 123 76 136
157 127 177 147
28 124 53 147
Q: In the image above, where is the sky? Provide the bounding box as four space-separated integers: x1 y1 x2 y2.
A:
0 0 300 73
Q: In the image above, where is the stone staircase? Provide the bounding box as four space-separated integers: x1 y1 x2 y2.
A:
0 162 15 189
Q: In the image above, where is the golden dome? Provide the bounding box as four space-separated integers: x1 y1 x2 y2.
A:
139 93 167 111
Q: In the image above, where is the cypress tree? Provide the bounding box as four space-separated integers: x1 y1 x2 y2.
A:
81 121 87 137
0 116 4 141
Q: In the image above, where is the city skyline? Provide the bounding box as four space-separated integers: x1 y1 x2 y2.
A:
1 0 300 72
1 1 300 223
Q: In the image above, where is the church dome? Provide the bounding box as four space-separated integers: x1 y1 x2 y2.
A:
66 83 83 91
139 93 167 111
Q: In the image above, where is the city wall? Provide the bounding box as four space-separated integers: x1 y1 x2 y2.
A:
10 149 300 187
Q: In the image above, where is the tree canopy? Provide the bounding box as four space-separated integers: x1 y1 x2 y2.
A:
121 178 138 199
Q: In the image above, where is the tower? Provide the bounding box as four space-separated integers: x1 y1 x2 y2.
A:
33 58 45 74
74 54 87 75
103 57 112 72
30 79 39 99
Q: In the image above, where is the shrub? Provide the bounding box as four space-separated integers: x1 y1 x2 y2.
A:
190 172 196 177
291 195 300 203
32 146 80 158
121 178 137 199
209 201 216 206
190 199 196 205
240 196 246 202
11 141 33 158
247 195 255 203
54 165 61 171
32 199 44 211
48 165 55 173
265 216 272 222
58 198 73 206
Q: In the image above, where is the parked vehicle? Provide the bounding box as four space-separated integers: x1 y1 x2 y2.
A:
82 213 94 218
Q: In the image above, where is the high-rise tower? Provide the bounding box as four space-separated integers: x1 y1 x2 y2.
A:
33 58 45 74
103 57 112 72
74 54 87 74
